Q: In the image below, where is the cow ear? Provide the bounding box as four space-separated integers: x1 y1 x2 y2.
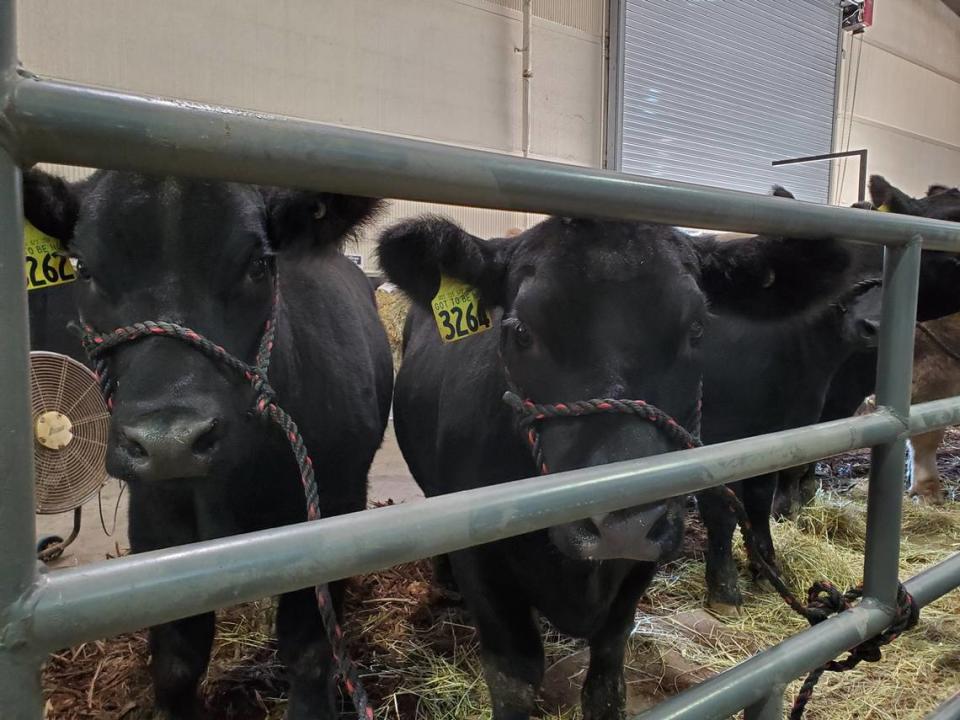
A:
264 188 384 252
22 167 81 246
694 233 851 319
376 216 509 309
869 175 919 214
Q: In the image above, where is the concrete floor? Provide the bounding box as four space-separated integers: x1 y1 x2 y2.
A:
35 422 421 569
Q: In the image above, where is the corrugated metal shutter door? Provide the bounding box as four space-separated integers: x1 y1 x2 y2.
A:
619 0 840 202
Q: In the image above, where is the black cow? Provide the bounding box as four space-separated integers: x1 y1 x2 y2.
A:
23 168 393 720
695 193 883 611
696 188 884 611
378 214 853 720
28 283 87 362
774 176 960 518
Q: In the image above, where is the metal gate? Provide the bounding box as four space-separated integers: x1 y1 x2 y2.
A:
1 3 960 718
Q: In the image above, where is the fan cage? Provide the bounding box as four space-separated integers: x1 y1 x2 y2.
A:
30 351 111 515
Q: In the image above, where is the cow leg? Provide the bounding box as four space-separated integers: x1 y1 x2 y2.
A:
433 553 462 600
797 462 819 507
127 485 214 719
276 584 342 720
743 475 779 586
581 594 637 720
150 614 216 720
771 467 801 520
910 429 947 505
697 488 742 614
453 552 543 720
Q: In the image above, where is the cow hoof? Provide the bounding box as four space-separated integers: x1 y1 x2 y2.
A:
707 601 741 618
910 491 946 506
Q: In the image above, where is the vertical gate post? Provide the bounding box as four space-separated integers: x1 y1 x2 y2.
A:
0 1 43 717
862 236 922 607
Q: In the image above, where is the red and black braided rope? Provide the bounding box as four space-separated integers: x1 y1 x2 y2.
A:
503 387 919 719
502 391 701 474
78 280 374 720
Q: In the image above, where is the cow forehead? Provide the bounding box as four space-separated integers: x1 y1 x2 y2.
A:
77 174 266 263
511 219 697 280
920 190 960 220
508 223 700 310
509 252 702 366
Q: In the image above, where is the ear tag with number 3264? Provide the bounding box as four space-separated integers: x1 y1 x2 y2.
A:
431 275 491 343
24 221 76 291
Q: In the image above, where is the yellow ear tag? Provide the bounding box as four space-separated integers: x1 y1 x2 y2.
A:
877 204 891 213
24 221 75 291
431 275 492 343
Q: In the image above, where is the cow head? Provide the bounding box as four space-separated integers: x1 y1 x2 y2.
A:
23 168 381 484
833 278 884 350
869 175 960 320
378 213 851 563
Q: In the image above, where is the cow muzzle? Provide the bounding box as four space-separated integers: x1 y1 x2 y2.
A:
109 410 224 481
549 500 684 562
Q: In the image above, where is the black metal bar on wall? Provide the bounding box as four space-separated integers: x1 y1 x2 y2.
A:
772 148 869 203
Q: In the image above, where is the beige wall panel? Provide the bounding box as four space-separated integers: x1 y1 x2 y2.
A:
832 0 960 205
18 0 603 272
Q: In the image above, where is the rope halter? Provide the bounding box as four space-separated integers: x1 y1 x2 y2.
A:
502 385 703 476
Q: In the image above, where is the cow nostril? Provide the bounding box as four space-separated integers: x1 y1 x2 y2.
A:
191 419 220 456
119 432 148 459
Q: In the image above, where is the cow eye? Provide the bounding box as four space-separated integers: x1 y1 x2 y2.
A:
513 321 533 349
248 257 270 282
689 320 704 345
71 257 92 281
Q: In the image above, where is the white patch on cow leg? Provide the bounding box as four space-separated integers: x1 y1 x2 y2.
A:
909 430 946 504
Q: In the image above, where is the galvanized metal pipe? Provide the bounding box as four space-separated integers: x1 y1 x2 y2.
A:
925 690 960 720
863 237 922 607
908 397 960 436
4 75 960 249
20 411 911 652
0 2 44 717
520 0 532 158
636 552 960 720
742 685 785 720
906 551 960 608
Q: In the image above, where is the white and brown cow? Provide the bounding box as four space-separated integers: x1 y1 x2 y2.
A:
910 312 960 503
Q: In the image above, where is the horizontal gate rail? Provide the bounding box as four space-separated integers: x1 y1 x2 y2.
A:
925 690 960 720
638 553 960 720
2 77 960 250
2 2 960 718
10 398 960 654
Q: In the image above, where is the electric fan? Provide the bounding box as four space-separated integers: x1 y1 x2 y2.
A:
29 351 111 562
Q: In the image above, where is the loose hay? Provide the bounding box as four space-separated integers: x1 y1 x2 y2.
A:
375 287 410 371
42 431 960 719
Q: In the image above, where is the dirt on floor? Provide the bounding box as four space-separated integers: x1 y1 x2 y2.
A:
39 430 960 719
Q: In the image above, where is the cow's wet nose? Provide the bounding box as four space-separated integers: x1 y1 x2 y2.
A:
112 412 223 481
